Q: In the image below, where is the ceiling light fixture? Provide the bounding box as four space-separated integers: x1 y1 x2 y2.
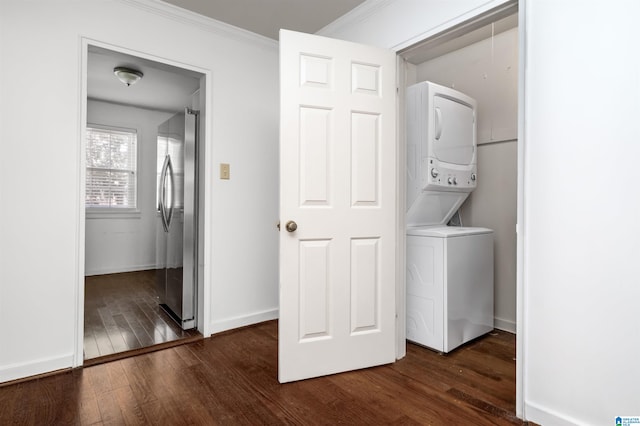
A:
113 66 143 86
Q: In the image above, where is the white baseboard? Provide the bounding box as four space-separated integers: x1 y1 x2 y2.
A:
210 308 279 335
85 263 157 276
0 353 74 384
525 400 584 426
494 316 516 334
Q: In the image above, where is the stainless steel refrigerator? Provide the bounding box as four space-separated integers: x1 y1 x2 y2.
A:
156 108 198 330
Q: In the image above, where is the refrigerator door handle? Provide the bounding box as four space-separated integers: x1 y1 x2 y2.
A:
166 155 175 228
159 154 170 232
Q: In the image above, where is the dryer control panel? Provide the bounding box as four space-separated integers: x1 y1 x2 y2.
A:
423 157 477 192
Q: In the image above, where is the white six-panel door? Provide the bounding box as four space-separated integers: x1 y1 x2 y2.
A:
278 29 397 383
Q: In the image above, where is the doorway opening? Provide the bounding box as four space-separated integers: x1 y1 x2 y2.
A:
397 0 520 413
82 44 207 364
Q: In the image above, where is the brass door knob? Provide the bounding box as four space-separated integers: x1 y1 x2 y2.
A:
285 220 297 233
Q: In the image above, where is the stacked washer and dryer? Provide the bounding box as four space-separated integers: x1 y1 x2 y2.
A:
406 81 494 353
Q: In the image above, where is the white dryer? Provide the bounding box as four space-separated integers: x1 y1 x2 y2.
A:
406 81 478 228
406 226 494 352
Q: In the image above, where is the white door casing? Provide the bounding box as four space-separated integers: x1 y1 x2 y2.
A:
278 30 397 383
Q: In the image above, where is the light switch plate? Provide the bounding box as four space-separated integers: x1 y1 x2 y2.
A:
220 163 230 180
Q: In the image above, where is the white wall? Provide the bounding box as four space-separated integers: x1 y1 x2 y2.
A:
522 1 640 424
0 0 279 382
415 27 518 144
85 100 173 275
415 26 518 332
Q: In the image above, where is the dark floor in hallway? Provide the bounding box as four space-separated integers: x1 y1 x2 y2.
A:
84 270 199 363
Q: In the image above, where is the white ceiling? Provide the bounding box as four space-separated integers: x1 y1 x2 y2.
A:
87 0 366 112
87 46 202 112
162 0 366 40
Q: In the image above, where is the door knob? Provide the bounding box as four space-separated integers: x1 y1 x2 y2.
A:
285 220 297 233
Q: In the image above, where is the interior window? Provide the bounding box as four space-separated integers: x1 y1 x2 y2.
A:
85 126 138 209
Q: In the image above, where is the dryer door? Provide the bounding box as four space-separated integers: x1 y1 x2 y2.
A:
432 95 475 165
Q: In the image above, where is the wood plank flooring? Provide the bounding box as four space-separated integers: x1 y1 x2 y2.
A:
84 270 199 363
0 321 536 425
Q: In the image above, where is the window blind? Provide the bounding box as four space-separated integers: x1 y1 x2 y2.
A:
86 127 137 209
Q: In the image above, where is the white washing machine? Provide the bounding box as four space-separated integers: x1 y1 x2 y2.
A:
406 226 494 352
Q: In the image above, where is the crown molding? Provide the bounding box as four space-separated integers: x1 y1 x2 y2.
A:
118 0 278 50
316 0 396 38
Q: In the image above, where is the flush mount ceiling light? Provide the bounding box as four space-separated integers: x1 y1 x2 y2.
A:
113 66 143 86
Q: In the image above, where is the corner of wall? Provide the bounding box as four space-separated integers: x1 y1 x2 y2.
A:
120 0 278 50
210 308 279 335
316 0 397 38
0 354 74 384
494 316 516 334
525 400 584 426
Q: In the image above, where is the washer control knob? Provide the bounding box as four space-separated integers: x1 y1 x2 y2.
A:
431 168 439 178
448 177 454 185
471 173 477 181
453 177 457 185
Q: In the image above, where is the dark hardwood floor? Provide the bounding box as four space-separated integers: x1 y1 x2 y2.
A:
84 270 199 364
0 321 535 425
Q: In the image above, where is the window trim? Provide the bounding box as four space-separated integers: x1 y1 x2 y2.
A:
85 123 141 217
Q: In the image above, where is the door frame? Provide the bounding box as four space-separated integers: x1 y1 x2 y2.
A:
74 38 213 366
394 0 523 417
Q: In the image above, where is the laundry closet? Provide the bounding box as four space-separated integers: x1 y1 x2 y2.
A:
401 12 519 337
